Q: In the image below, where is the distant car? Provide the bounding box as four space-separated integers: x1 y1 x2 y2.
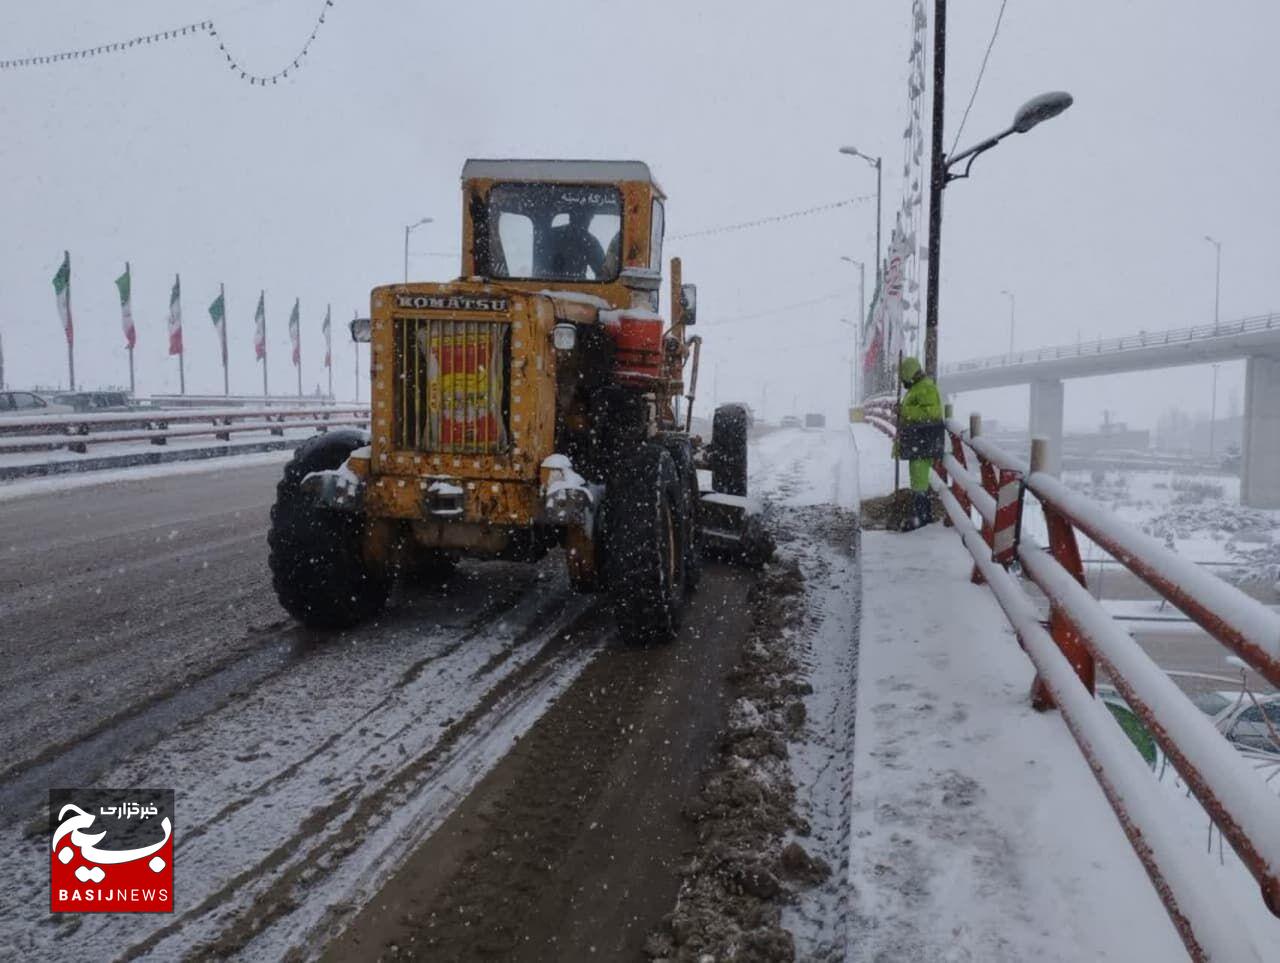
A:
804 413 826 429
0 390 70 416
780 415 802 429
49 391 134 413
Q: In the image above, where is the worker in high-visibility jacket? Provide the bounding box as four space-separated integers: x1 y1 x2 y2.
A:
895 356 944 531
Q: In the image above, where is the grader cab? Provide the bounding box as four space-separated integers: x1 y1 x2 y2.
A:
268 159 768 642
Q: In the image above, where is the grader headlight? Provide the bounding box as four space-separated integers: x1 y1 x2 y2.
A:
552 322 577 352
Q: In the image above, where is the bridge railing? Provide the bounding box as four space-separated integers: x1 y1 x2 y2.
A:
0 406 371 455
861 399 1280 962
941 311 1280 375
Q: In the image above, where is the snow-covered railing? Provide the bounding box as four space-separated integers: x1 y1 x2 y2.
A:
0 406 370 454
941 311 1280 375
868 404 1280 961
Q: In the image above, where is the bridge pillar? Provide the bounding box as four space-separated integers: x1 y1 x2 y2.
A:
1028 380 1064 476
1241 355 1280 508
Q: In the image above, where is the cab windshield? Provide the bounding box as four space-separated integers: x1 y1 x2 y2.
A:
482 183 622 282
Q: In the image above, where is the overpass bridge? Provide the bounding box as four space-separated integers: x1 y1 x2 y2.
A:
939 313 1280 506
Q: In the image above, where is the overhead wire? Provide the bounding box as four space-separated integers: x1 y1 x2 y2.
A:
668 196 872 240
949 0 1010 155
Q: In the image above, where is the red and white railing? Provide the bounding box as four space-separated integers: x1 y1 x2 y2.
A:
864 398 1280 962
0 406 370 455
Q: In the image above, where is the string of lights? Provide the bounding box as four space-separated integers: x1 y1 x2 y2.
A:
0 1 339 86
669 196 872 240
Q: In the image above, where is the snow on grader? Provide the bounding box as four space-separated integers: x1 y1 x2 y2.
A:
268 159 770 643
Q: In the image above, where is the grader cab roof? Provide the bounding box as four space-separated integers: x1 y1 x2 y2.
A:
461 159 665 197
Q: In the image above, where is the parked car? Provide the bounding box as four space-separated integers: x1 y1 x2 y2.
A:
1196 690 1280 754
0 390 72 416
49 390 134 413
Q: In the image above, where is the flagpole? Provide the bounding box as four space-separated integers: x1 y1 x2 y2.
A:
66 252 76 391
326 304 333 400
261 290 269 399
353 310 359 403
221 283 229 396
125 261 135 396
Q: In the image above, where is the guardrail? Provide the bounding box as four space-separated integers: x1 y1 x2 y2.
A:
0 406 370 455
862 397 1280 962
941 311 1280 375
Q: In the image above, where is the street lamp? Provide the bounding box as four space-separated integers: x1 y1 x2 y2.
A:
1000 289 1016 355
841 256 866 400
838 317 857 412
923 90 1073 376
1204 235 1222 325
1209 362 1220 459
404 216 434 283
838 146 882 273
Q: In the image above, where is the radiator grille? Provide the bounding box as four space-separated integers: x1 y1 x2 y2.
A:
392 317 511 453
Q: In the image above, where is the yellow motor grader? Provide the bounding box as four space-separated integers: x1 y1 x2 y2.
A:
268 159 768 642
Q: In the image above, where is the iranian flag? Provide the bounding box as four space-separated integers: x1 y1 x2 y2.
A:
52 251 73 345
209 287 227 364
253 291 266 360
115 263 137 349
322 304 332 368
288 298 301 366
167 274 183 356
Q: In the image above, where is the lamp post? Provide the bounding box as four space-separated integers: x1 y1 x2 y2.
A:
1204 235 1222 325
838 147 882 274
1000 288 1016 355
838 318 856 414
404 216 434 283
922 89 1074 377
1209 362 1220 459
841 256 866 400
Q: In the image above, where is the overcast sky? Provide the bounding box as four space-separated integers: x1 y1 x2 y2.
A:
2 1 1276 430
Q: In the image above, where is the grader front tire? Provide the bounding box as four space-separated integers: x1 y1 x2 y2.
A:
267 431 390 630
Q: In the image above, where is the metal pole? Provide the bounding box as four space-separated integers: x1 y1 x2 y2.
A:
221 283 229 396
178 345 185 395
923 0 947 379
874 157 883 272
354 310 360 402
858 260 866 402
262 303 269 399
893 348 904 493
1214 244 1221 325
404 225 410 283
128 346 134 396
1209 363 1219 458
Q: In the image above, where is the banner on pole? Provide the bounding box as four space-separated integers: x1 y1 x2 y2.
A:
322 304 332 368
289 299 301 366
253 291 266 360
167 275 183 356
115 264 136 349
52 251 73 346
209 289 227 364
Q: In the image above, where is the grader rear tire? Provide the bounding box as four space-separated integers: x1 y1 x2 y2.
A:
603 444 687 645
267 431 390 630
711 404 749 496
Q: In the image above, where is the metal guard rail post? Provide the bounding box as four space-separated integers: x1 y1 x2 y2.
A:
861 404 1280 961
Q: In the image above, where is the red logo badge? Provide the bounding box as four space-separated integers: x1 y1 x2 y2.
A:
50 788 173 913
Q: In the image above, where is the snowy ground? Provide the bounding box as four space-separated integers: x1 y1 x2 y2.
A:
846 423 1280 960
